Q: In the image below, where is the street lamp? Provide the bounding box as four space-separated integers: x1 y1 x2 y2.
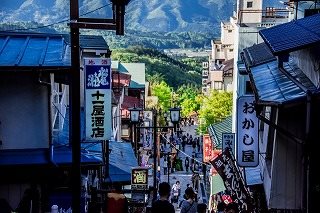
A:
169 107 181 125
129 106 142 156
129 107 181 201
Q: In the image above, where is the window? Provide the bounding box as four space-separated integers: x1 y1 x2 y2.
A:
229 49 234 52
228 30 232 33
217 49 220 52
247 1 253 8
245 81 253 94
214 81 223 90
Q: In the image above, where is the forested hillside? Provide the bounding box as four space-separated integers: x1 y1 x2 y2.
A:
111 46 204 88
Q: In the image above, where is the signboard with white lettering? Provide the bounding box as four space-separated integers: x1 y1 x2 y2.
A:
210 148 253 212
85 58 111 140
222 133 235 155
203 134 213 163
236 96 259 167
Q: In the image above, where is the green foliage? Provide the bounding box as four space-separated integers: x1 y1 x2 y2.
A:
176 85 201 118
111 46 202 88
197 90 233 134
150 81 172 111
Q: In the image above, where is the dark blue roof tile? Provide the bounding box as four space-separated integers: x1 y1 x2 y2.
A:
259 13 320 55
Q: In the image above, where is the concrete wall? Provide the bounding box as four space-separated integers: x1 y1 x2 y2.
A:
0 73 50 149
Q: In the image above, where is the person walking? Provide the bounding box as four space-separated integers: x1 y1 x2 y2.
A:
163 157 168 175
152 182 175 213
184 156 190 172
191 172 200 192
180 187 197 213
171 181 181 203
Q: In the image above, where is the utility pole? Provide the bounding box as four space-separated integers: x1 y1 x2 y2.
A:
69 0 130 211
70 1 81 212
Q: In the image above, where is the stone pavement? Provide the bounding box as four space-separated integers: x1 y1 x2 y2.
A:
148 125 209 212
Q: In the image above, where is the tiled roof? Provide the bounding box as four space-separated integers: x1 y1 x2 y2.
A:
208 116 232 149
259 13 320 55
247 58 319 106
242 43 276 67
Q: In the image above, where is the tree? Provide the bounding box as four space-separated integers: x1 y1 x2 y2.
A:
197 90 233 134
150 81 172 112
176 84 201 118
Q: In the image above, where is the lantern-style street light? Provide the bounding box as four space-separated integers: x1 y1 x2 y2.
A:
129 107 181 201
129 106 142 156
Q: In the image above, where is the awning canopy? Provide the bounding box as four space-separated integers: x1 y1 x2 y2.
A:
108 140 138 183
259 13 320 55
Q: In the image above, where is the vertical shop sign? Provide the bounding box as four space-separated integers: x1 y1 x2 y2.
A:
203 134 213 163
237 96 259 167
210 148 253 212
222 133 235 155
85 58 111 140
143 111 153 150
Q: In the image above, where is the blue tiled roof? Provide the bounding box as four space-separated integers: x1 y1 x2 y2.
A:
0 32 70 67
242 43 276 68
247 58 319 106
259 13 320 55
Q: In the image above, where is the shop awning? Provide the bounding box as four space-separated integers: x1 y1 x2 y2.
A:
108 140 138 183
259 13 320 55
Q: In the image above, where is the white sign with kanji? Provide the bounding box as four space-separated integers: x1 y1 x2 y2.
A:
84 58 112 140
236 96 259 167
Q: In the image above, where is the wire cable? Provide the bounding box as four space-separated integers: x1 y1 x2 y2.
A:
1 2 112 32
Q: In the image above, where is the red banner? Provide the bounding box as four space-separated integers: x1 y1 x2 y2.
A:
210 148 253 212
203 134 213 162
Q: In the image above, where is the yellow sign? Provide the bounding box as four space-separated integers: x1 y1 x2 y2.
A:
131 167 148 190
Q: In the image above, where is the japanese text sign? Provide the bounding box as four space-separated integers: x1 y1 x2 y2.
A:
85 58 111 140
203 134 213 163
131 167 148 190
210 148 253 212
222 133 235 155
142 111 153 150
236 96 259 167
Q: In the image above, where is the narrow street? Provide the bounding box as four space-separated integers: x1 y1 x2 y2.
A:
149 124 208 212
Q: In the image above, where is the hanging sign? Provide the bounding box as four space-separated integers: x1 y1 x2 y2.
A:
222 133 235 155
203 134 213 163
131 167 149 190
142 111 153 150
236 96 259 167
210 148 253 212
85 58 111 140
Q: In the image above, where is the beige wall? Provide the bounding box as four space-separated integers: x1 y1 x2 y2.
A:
237 0 263 24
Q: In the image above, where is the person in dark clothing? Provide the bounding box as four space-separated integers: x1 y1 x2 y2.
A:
185 156 190 172
197 203 207 213
152 182 175 213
